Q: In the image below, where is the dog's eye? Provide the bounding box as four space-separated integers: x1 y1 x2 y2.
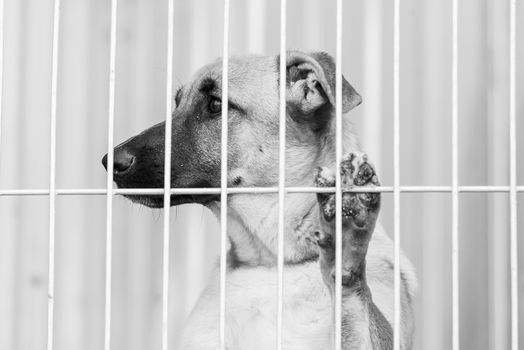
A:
208 98 222 115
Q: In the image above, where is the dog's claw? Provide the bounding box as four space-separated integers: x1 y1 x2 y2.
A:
315 167 335 187
315 167 336 214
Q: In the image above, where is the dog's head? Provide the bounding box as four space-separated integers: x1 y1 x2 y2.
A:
102 51 361 208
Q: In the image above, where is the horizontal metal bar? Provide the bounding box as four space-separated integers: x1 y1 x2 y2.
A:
1 186 524 197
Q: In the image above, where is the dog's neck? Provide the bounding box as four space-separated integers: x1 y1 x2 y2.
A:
207 117 362 267
209 192 321 266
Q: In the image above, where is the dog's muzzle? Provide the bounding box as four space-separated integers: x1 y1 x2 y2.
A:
101 144 218 208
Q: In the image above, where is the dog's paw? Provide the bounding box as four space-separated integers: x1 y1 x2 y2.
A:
315 152 381 228
314 153 381 288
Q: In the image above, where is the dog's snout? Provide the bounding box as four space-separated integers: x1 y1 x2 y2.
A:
102 149 135 174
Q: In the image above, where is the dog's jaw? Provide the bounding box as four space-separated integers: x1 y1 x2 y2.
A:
123 194 218 208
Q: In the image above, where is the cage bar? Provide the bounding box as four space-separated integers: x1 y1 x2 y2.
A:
103 0 118 349
393 0 401 349
2 186 524 197
451 0 459 348
277 0 286 349
334 1 343 349
220 1 230 349
509 0 518 349
0 0 4 172
47 0 61 349
161 0 175 348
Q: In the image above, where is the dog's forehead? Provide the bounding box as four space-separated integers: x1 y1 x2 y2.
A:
190 54 278 96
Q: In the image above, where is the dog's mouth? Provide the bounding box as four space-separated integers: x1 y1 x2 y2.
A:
113 175 219 208
123 194 219 208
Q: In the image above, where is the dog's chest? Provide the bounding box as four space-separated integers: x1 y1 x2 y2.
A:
227 263 332 349
181 262 332 350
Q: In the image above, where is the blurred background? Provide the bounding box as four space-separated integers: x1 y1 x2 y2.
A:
1 0 524 349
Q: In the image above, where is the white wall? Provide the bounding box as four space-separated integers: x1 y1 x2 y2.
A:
0 0 523 349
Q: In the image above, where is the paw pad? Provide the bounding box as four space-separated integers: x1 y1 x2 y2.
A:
314 153 380 224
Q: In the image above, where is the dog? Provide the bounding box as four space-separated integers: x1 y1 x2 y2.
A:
102 51 417 350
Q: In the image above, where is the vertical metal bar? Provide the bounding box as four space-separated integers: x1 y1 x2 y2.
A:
335 0 343 349
393 0 401 349
47 0 61 349
162 0 175 348
104 0 118 349
0 0 4 171
220 1 230 349
451 0 460 349
509 0 518 349
277 0 286 349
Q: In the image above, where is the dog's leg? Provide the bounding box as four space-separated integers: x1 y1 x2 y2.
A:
315 153 393 350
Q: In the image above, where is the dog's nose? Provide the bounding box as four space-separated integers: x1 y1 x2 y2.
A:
102 150 135 174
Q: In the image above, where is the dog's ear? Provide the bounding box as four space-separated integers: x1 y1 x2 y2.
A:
285 51 361 125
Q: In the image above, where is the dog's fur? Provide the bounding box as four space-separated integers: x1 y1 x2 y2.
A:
103 51 417 350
